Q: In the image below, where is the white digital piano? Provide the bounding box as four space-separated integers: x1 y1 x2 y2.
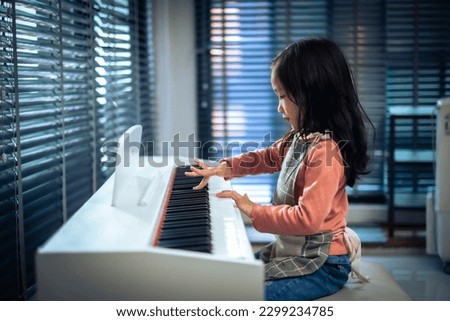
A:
36 125 264 300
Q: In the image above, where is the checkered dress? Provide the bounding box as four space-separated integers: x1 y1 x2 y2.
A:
258 135 333 280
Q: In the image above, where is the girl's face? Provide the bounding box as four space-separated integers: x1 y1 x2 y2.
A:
271 71 301 131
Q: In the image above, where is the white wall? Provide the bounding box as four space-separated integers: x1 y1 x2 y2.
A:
152 0 197 158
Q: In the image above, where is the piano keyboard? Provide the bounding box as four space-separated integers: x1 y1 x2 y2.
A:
158 166 212 253
36 144 265 300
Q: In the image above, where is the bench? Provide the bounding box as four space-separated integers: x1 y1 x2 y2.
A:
317 261 411 301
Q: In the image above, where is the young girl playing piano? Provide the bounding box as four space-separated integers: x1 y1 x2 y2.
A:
186 38 373 301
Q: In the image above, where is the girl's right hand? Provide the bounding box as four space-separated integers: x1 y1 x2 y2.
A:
184 158 232 190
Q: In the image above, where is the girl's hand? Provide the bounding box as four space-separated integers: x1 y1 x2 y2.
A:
216 190 255 217
184 158 232 190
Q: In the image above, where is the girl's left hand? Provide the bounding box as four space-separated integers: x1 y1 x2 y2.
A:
216 190 256 217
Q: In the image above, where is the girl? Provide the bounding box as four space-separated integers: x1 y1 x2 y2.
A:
186 38 373 300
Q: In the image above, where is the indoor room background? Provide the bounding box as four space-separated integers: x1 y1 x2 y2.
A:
1 0 449 300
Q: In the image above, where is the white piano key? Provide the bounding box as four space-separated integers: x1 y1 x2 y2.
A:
208 176 255 260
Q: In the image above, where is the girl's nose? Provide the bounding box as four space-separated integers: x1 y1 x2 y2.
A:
277 102 284 114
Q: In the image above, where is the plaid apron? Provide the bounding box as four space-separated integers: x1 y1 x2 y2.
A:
258 134 333 280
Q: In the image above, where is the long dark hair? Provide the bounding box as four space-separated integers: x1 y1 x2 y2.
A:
271 38 374 187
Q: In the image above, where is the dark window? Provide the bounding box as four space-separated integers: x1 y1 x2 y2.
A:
0 0 156 300
195 0 450 204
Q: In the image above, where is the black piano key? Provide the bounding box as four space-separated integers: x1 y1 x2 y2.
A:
169 190 208 197
158 236 211 249
165 209 209 216
167 201 207 208
176 245 211 253
161 220 209 230
164 209 209 216
169 193 207 201
157 165 212 254
162 219 209 229
167 198 208 207
164 208 210 215
165 206 210 213
167 200 209 208
159 226 210 241
163 214 209 222
163 209 210 216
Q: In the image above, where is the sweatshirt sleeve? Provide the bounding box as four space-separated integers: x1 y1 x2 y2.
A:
222 137 288 178
249 140 345 235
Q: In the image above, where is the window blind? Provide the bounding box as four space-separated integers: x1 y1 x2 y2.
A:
132 0 156 151
197 0 289 204
3 0 66 300
195 0 389 204
0 0 20 300
386 0 450 109
0 0 155 300
60 0 96 219
329 0 386 200
94 0 139 183
386 0 450 196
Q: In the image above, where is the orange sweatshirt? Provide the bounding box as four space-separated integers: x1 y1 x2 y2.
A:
224 136 348 255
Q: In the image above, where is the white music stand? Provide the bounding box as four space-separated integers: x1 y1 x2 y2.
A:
111 124 143 207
